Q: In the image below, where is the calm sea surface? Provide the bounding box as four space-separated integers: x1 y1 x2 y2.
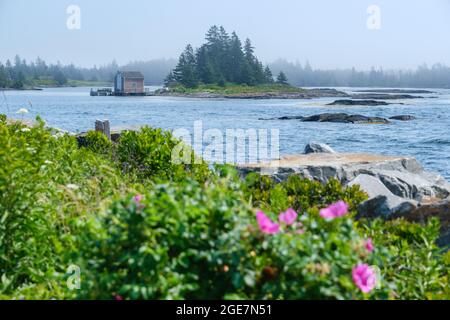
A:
2 86 449 179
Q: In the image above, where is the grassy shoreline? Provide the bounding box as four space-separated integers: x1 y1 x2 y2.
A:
161 83 306 94
155 83 348 99
1 80 113 91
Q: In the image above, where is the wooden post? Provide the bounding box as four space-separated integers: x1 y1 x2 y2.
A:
95 120 104 133
103 120 111 140
95 120 111 140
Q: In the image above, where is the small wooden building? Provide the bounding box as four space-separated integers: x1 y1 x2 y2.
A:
114 71 145 96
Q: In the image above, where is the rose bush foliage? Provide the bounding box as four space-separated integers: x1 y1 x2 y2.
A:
0 117 448 300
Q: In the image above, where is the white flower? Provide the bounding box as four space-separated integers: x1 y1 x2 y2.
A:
21 128 31 132
66 184 80 190
16 108 29 115
52 132 65 139
44 160 53 165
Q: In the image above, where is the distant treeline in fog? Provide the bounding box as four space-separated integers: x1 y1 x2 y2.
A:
269 59 450 89
0 56 177 88
1 55 450 89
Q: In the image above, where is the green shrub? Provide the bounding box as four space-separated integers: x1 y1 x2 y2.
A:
0 119 448 300
0 120 133 299
240 172 449 299
75 166 388 300
0 120 63 297
82 126 211 183
84 130 113 156
116 126 210 183
224 210 389 299
242 173 368 214
360 218 450 299
75 167 252 299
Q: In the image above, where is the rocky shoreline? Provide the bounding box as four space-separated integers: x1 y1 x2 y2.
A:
350 93 425 100
152 88 350 99
152 88 432 100
327 99 397 106
354 89 436 94
261 112 419 124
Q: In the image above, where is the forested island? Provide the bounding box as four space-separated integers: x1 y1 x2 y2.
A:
163 26 288 88
154 26 306 97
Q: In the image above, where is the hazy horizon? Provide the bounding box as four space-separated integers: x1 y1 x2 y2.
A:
1 0 450 70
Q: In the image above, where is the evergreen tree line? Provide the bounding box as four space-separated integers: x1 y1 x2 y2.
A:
165 26 288 88
2 54 450 89
0 56 177 89
0 56 68 89
269 59 450 89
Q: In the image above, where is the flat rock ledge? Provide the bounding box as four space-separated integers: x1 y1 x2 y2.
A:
350 93 425 100
237 147 450 246
301 113 390 124
153 88 349 100
261 113 416 123
327 99 393 106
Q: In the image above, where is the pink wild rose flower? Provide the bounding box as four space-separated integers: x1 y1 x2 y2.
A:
279 208 298 226
352 264 377 293
365 238 375 253
133 194 143 204
256 211 280 235
319 200 349 219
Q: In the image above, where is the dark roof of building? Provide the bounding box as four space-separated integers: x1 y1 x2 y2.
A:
117 71 144 79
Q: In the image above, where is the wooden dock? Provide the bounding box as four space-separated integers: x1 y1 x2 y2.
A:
90 87 154 97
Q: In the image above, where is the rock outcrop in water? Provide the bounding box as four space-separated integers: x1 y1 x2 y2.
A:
261 113 418 124
237 143 450 245
300 113 390 124
350 93 425 100
354 89 435 94
389 115 416 121
304 142 337 154
327 99 392 106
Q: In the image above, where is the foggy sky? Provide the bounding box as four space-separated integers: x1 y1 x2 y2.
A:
1 0 450 69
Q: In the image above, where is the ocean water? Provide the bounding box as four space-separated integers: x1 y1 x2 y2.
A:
1 86 449 179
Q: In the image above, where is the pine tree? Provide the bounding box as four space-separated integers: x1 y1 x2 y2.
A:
241 39 255 85
173 44 198 88
0 63 9 88
196 46 217 84
253 60 266 84
218 26 231 81
243 38 267 85
243 38 255 62
264 66 274 83
276 71 289 85
228 32 245 83
53 69 67 85
164 71 176 87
